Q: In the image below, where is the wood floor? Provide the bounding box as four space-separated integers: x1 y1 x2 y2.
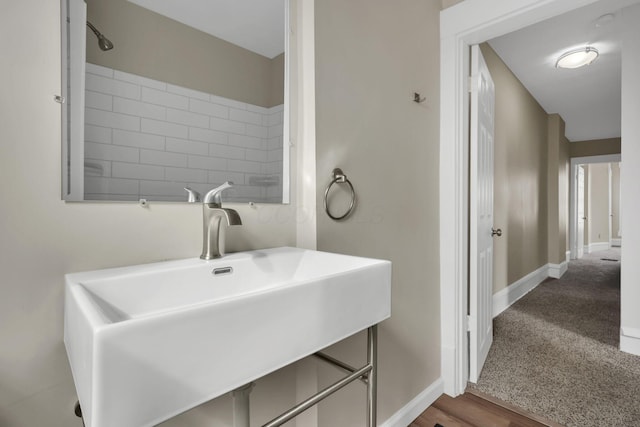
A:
409 390 564 427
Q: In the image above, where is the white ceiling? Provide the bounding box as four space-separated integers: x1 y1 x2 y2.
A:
488 0 640 142
128 0 285 59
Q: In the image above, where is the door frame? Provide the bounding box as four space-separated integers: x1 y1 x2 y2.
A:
439 0 602 397
569 154 621 259
576 165 586 258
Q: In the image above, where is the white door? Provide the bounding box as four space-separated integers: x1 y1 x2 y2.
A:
577 166 585 258
469 45 495 383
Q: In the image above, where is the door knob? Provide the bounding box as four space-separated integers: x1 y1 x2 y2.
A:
491 228 502 237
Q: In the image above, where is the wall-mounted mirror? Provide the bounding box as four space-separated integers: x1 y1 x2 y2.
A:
61 0 289 203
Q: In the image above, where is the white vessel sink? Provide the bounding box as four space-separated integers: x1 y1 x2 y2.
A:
64 247 391 427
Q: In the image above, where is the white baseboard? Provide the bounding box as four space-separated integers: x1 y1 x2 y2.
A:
588 242 611 253
548 255 569 279
611 238 622 247
493 264 548 318
380 378 444 427
620 327 640 356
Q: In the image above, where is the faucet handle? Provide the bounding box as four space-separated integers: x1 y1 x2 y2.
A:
203 181 234 206
184 187 201 203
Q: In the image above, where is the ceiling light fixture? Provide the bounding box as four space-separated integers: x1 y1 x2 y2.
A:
555 46 599 69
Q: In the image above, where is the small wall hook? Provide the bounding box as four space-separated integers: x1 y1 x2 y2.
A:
413 92 426 103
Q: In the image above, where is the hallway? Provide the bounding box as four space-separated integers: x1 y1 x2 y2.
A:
469 248 640 426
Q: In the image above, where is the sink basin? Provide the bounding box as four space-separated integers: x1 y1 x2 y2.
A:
64 247 391 427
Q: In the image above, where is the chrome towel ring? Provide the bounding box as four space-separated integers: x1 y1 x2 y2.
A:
324 168 356 220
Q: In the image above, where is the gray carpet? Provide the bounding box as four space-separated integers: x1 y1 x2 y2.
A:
469 248 640 426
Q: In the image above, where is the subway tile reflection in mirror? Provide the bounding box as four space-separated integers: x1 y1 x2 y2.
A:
83 64 284 203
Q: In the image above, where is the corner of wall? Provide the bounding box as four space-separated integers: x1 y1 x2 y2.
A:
379 378 444 427
620 327 640 356
548 259 568 279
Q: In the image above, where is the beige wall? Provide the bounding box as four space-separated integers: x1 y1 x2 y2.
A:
570 138 621 158
0 1 299 425
547 114 570 264
481 44 549 293
587 163 610 244
86 0 284 107
314 0 441 424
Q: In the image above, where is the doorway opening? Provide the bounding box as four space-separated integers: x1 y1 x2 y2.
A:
570 155 622 259
440 0 638 397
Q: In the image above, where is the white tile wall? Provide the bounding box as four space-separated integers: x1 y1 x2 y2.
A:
84 63 284 202
229 108 263 126
113 97 166 120
165 137 208 156
85 124 111 144
85 142 139 163
190 99 229 119
85 108 140 131
141 87 188 110
189 127 228 145
113 129 164 150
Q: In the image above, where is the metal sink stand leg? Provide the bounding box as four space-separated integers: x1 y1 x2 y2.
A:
262 325 378 427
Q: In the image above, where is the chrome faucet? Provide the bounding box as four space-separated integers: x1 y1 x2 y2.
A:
184 187 201 203
200 182 242 260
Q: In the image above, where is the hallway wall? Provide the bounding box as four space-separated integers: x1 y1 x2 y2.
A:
570 138 621 158
548 114 570 264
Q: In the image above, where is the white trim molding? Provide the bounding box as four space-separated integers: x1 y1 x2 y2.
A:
548 251 570 279
493 265 548 318
620 327 640 356
380 378 444 427
611 238 622 247
440 0 601 397
548 260 568 279
494 254 573 317
294 0 317 250
586 242 611 253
